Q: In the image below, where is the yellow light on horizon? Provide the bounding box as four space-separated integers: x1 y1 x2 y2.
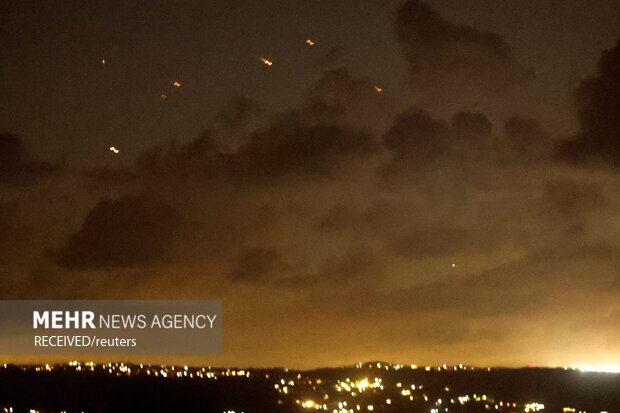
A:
577 364 620 373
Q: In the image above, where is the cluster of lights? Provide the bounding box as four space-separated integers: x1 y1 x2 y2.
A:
2 409 73 413
524 402 545 412
336 377 383 393
6 361 250 381
355 362 477 372
272 362 536 413
2 361 617 413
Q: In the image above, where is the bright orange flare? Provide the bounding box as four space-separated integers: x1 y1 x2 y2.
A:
374 85 383 93
109 146 120 154
305 39 315 46
260 57 273 66
173 81 182 88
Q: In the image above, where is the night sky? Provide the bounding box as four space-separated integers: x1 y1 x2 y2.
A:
1 0 620 369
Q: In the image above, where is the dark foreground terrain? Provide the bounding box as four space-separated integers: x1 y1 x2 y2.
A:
0 362 618 413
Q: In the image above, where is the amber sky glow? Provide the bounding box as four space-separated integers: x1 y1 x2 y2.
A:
1 0 620 369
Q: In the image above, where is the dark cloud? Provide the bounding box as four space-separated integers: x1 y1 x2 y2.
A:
557 38 620 167
379 110 498 182
450 111 492 150
308 68 378 110
0 201 23 259
303 68 395 133
214 97 263 133
84 68 386 190
134 131 220 181
381 110 450 175
315 47 344 68
234 121 378 181
56 194 181 270
229 244 320 287
82 166 138 189
316 204 359 233
364 200 412 237
542 180 606 219
211 97 264 150
121 69 385 186
501 116 552 162
135 120 378 184
395 0 532 94
232 247 290 283
387 226 471 258
0 202 17 236
319 247 385 284
0 133 58 185
379 108 554 184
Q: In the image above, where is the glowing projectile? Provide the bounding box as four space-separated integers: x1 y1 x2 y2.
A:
374 85 383 93
173 81 182 88
305 39 315 46
260 57 273 66
109 146 120 154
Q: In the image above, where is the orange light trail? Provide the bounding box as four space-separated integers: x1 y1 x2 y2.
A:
305 39 315 46
260 57 273 66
